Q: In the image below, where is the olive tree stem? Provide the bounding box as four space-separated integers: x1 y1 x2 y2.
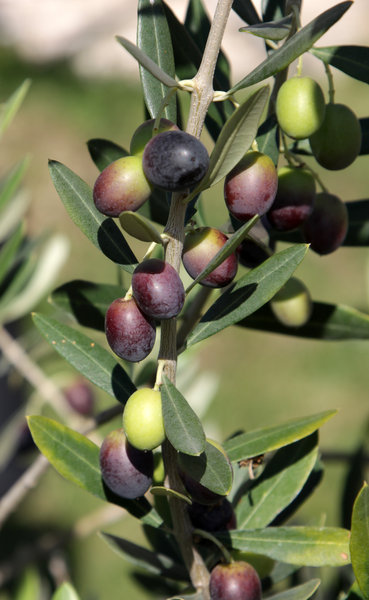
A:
157 0 234 595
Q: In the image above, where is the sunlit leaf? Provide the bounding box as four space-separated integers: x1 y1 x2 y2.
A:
224 410 336 462
119 211 163 244
350 482 369 599
178 439 233 496
267 580 320 600
0 79 31 139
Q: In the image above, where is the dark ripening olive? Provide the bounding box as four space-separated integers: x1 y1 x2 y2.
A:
302 192 348 255
182 227 238 288
130 118 179 156
93 155 151 217
142 130 209 192
105 296 156 362
309 103 362 170
188 498 236 532
64 378 95 416
132 258 185 320
267 166 316 231
209 561 262 600
99 428 153 499
276 76 326 139
224 151 278 222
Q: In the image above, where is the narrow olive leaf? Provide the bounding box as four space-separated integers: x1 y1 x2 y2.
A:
0 222 24 286
186 216 259 293
50 280 124 331
119 211 163 244
87 138 128 172
310 45 369 85
101 533 188 581
232 0 261 25
236 433 318 529
32 313 136 404
0 79 31 139
187 244 308 347
161 375 206 456
27 416 160 526
262 0 284 23
350 482 369 599
200 86 269 190
267 579 320 600
137 0 177 122
256 115 279 165
216 526 350 566
178 440 233 496
224 409 336 462
116 36 177 90
48 160 137 273
229 1 353 93
150 486 192 505
240 15 293 42
238 301 369 341
0 156 30 213
52 582 80 600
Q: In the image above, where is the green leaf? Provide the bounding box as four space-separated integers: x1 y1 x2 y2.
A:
0 156 30 214
236 433 318 528
240 15 293 42
150 486 192 504
0 79 31 139
187 244 308 347
136 0 177 122
48 160 137 273
0 222 24 286
224 409 336 462
238 301 369 340
178 440 233 496
200 86 269 190
310 45 369 85
32 313 135 404
14 568 42 600
217 526 350 566
186 216 259 293
101 533 188 581
50 280 124 331
267 580 321 600
232 0 261 25
256 115 279 165
87 138 128 172
350 482 369 598
161 376 206 456
51 583 80 600
119 211 163 244
229 2 353 93
27 416 160 526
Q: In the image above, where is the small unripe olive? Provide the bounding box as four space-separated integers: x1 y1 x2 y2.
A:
309 103 362 170
276 76 325 139
93 155 151 217
123 388 165 451
130 118 179 156
270 277 312 328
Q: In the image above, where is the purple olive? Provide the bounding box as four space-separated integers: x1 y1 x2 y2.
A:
267 166 316 231
188 498 236 532
182 227 238 288
132 258 185 320
93 155 151 217
224 152 278 222
302 192 348 255
209 561 262 600
142 130 209 192
99 428 153 499
105 296 156 362
64 378 95 416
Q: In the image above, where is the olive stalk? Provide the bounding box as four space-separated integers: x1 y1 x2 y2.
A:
156 0 234 595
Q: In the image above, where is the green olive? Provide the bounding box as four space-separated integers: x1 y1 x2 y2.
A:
270 277 312 328
276 77 325 140
123 388 165 451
